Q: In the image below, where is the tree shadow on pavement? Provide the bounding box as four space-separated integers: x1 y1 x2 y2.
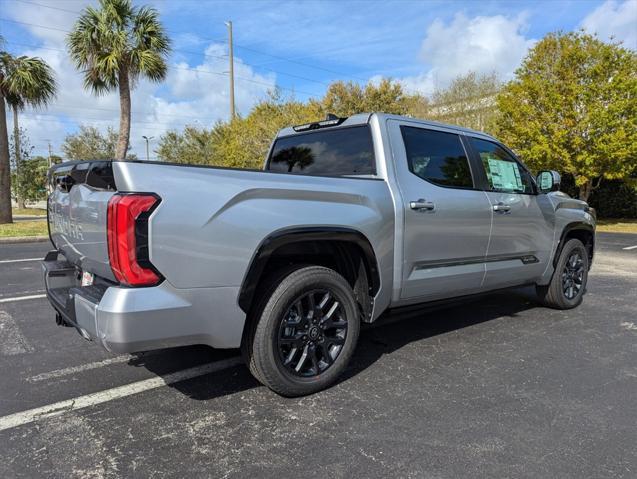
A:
131 286 541 401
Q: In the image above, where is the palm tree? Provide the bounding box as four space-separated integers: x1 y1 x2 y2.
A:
67 0 170 160
0 45 57 222
0 35 11 224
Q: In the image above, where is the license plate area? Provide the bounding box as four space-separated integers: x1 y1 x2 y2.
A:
81 270 94 287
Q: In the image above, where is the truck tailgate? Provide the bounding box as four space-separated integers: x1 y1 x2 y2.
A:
48 161 117 282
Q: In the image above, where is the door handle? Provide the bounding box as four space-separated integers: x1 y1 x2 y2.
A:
493 202 511 213
410 199 435 211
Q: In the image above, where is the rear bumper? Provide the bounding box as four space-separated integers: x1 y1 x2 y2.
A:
42 251 105 341
43 251 246 353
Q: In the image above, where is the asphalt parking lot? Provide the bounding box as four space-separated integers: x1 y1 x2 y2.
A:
1 234 636 478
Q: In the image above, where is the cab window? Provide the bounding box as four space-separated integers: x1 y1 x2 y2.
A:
469 138 535 194
267 126 375 176
400 126 474 189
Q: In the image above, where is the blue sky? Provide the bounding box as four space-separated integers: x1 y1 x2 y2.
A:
1 0 636 158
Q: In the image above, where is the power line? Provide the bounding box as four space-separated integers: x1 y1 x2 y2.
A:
23 102 223 121
11 1 228 44
1 11 433 113
0 24 318 97
11 0 398 84
5 39 334 88
0 17 68 33
18 111 205 128
0 15 375 89
16 115 190 137
13 0 80 15
234 43 368 83
14 0 402 85
17 113 209 136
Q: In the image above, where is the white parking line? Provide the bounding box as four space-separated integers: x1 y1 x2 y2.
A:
27 351 162 382
0 356 243 432
0 294 46 303
622 245 637 250
0 311 32 355
0 258 41 264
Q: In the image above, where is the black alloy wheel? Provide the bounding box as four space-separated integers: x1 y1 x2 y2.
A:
242 265 360 396
562 250 585 300
277 289 348 377
536 238 589 310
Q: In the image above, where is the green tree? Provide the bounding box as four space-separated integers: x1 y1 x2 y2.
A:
217 92 322 169
0 52 57 212
62 125 136 160
429 71 501 132
11 154 49 204
9 126 32 205
156 80 429 169
68 0 170 160
156 126 216 165
496 31 637 201
157 90 322 169
322 79 424 117
0 34 8 222
8 129 47 204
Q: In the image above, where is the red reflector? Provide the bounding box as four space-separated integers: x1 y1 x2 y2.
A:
107 193 161 287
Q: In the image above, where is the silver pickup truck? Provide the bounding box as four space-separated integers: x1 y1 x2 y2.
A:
43 113 596 396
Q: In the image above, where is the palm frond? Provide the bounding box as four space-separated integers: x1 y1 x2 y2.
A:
4 90 24 110
129 49 167 82
68 0 170 93
133 6 171 55
3 55 57 110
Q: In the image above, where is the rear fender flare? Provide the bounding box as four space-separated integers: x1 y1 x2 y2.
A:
238 227 380 313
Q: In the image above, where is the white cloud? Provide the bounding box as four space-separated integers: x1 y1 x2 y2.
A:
581 0 637 50
4 0 275 159
399 12 535 95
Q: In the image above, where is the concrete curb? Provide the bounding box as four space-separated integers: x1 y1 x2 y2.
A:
0 236 49 244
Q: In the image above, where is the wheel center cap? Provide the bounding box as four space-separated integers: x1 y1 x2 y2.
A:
309 326 320 340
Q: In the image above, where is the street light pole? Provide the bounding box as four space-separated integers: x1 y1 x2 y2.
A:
225 20 236 119
142 135 154 161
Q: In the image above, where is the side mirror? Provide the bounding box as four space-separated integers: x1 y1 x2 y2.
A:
537 170 561 193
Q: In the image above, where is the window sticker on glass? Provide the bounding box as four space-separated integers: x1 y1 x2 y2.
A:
486 158 523 191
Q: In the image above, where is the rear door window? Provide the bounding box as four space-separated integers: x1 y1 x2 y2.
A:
267 125 375 176
469 138 535 194
400 126 474 188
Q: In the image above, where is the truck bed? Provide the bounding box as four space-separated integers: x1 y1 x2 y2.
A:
48 158 395 303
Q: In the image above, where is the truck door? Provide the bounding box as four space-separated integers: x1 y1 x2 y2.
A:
466 137 554 288
387 120 493 302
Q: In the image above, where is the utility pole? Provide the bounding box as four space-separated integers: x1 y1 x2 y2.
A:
225 20 236 119
142 135 154 161
46 140 52 168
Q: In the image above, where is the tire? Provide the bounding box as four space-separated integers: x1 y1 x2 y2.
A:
536 238 589 309
242 265 360 397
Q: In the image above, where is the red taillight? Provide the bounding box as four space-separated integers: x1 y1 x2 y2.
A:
107 193 162 287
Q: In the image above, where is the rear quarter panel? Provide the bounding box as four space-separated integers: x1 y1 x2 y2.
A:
112 162 395 318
